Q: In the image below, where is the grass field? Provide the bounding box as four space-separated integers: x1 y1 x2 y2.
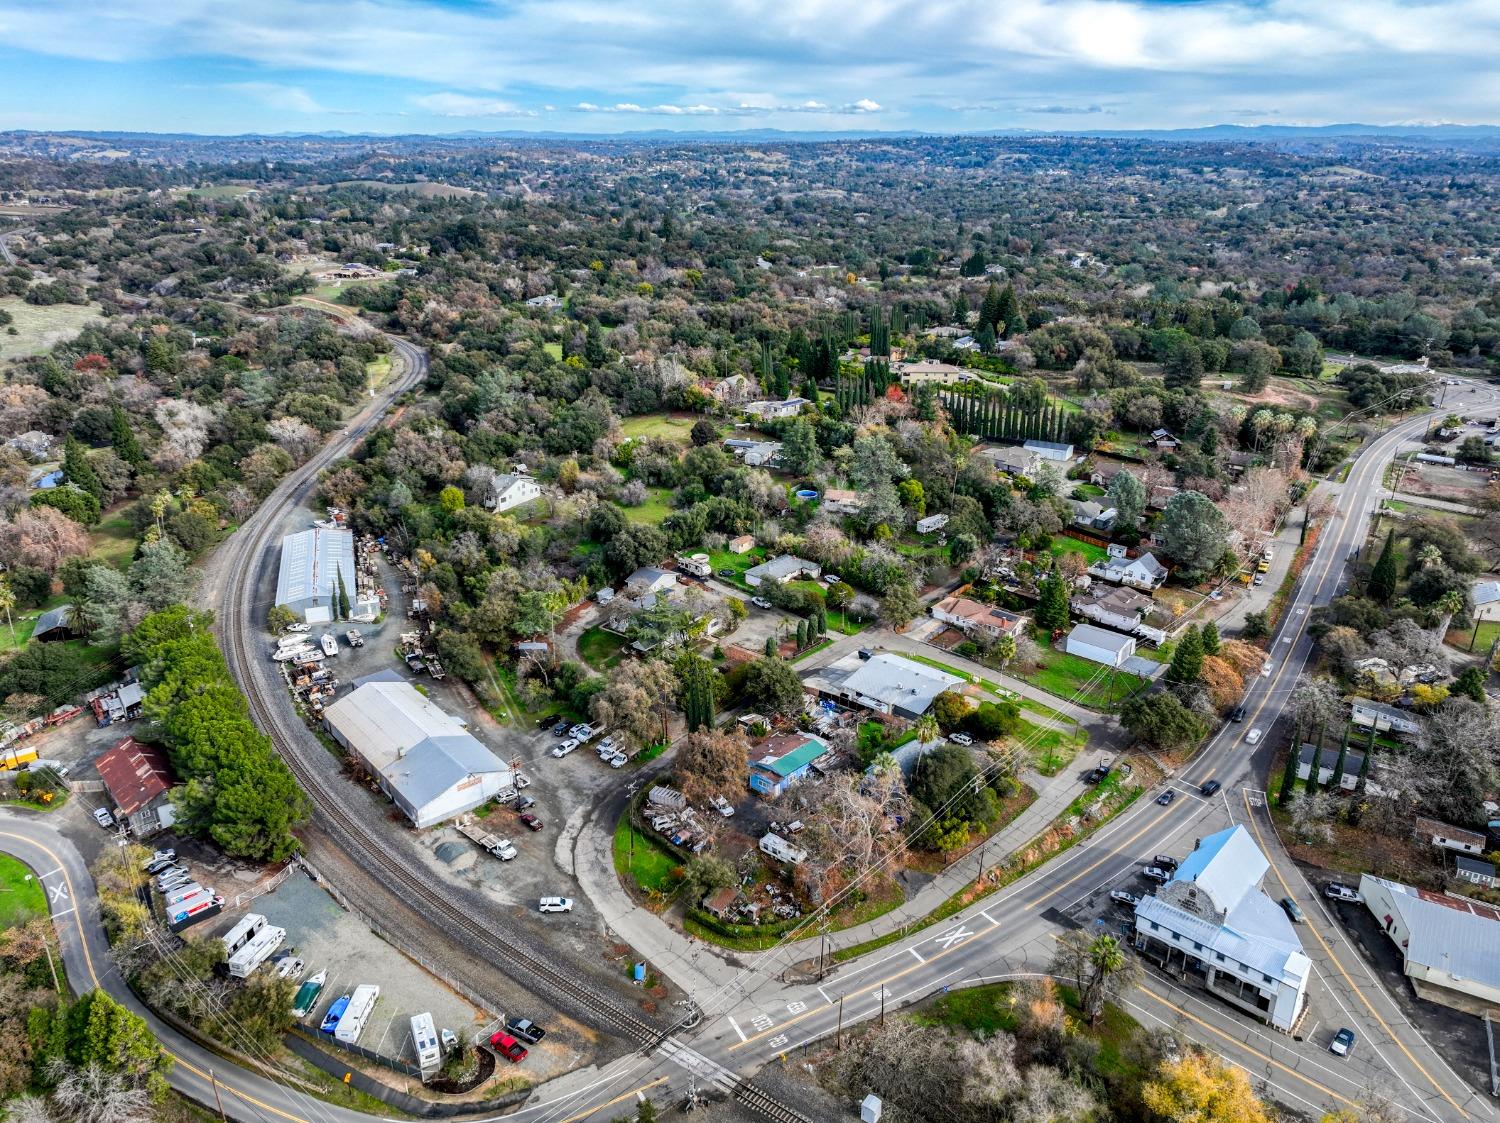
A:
365 353 393 391
0 297 105 362
1048 536 1109 565
619 413 715 442
1016 646 1142 709
187 184 258 200
1013 715 1088 776
543 342 563 361
0 853 46 930
621 486 676 525
89 512 138 570
579 626 629 671
613 818 681 897
1445 620 1500 652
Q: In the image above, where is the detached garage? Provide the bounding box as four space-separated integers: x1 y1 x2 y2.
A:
1064 623 1136 668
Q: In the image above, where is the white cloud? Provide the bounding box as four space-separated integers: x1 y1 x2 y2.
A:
411 92 535 117
222 82 325 113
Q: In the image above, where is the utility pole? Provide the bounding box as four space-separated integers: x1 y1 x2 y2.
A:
836 994 845 1048
42 936 60 994
879 986 886 1026
209 1069 227 1123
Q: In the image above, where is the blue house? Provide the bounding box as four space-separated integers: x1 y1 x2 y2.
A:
748 732 829 798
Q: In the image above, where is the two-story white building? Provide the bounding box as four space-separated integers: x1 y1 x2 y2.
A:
485 473 542 513
1135 826 1312 1033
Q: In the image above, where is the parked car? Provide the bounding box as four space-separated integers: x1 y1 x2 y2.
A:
538 897 573 913
92 807 115 828
519 813 544 832
552 739 578 757
1229 705 1246 723
551 721 571 737
506 1017 546 1044
1279 897 1305 923
536 715 556 729
1199 779 1222 797
598 736 616 751
1109 890 1140 907
26 759 69 777
1152 855 1179 871
489 1032 528 1063
1324 883 1362 903
1261 660 1273 677
608 753 628 768
1329 1027 1356 1057
516 794 536 811
1141 866 1171 883
1244 728 1263 745
143 849 177 868
949 732 974 746
750 596 773 610
821 573 840 585
1252 574 1265 586
1156 790 1175 806
285 622 311 634
440 1028 459 1052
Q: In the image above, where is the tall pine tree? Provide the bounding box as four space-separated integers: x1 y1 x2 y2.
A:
1369 531 1399 604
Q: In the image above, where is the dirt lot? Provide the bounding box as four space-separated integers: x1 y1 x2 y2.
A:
1401 460 1493 503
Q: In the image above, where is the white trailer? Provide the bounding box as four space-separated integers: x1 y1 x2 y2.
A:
334 984 380 1043
410 1012 441 1076
227 923 286 979
221 913 266 957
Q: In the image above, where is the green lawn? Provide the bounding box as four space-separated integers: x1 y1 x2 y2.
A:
543 342 563 361
0 853 47 930
1015 646 1143 710
900 651 1004 695
620 413 714 442
89 513 138 570
0 613 41 656
365 352 393 391
1013 715 1088 776
0 297 106 362
706 549 760 586
613 817 681 897
1047 537 1109 565
579 626 629 671
621 486 676 525
1445 620 1500 652
1071 483 1105 499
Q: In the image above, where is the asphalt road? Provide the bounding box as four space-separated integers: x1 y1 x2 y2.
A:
15 377 1500 1123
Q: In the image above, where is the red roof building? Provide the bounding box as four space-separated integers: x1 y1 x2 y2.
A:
94 736 175 816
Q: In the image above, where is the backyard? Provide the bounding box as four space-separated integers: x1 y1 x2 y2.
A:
613 817 681 900
620 486 676 526
620 412 720 443
1014 645 1144 710
578 626 629 671
1445 620 1500 652
1047 536 1109 566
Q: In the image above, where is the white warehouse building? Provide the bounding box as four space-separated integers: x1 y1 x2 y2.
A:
322 673 513 828
274 528 378 624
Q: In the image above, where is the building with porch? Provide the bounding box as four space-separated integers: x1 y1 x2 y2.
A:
1135 825 1311 1032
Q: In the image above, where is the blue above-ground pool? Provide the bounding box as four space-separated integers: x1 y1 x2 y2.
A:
795 489 818 500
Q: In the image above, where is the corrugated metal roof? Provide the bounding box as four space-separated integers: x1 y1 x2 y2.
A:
323 679 471 772
1172 825 1268 914
1367 875 1500 989
275 528 356 611
840 653 961 713
1066 622 1135 654
94 736 174 815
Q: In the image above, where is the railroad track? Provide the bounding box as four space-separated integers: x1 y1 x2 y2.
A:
212 328 814 1122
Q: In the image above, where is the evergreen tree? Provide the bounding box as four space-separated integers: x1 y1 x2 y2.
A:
1302 740 1320 796
336 571 351 621
796 619 809 650
1349 740 1374 824
62 436 102 500
1199 621 1220 656
1278 744 1299 807
1034 574 1070 633
1369 531 1399 604
110 406 145 468
997 284 1022 337
764 635 777 657
979 283 1002 331
1166 626 1204 685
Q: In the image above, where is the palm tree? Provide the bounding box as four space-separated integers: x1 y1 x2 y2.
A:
1417 542 1444 569
1433 589 1467 640
0 577 14 647
913 714 940 746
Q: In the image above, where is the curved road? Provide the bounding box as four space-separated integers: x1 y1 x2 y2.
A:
14 360 1496 1122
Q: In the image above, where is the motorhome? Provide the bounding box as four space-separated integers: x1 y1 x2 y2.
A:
334 985 380 1044
220 913 265 957
410 1012 441 1075
227 922 286 979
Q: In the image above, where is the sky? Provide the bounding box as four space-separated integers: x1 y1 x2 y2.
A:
0 0 1496 135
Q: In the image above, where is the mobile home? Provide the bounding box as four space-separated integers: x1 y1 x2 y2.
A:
220 913 265 957
227 923 286 979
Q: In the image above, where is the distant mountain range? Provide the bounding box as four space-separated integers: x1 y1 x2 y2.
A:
6 123 1500 147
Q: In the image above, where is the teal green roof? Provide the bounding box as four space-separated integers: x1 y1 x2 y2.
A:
759 738 826 777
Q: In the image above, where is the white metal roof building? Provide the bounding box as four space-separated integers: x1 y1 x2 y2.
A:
1134 826 1311 1032
275 528 359 624
1360 874 1500 1015
1064 623 1137 667
833 653 962 719
322 677 513 829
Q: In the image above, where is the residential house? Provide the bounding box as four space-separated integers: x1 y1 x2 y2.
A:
702 886 740 918
1064 623 1136 667
894 360 974 385
1455 857 1500 890
1023 439 1075 462
1295 744 1365 792
624 567 678 598
5 431 55 461
1089 461 1128 488
1413 817 1487 856
1350 697 1421 738
485 473 542 513
1225 450 1255 475
727 535 756 555
915 513 949 534
523 293 559 309
1087 552 1168 591
712 374 753 404
745 555 821 587
748 732 830 797
806 652 963 719
1360 874 1500 1015
1473 580 1500 623
930 596 1028 641
743 398 810 420
94 736 175 819
821 488 862 515
32 604 80 643
1070 500 1118 533
1135 826 1311 1032
1072 585 1154 633
1149 428 1181 452
1147 484 1179 510
975 446 1041 479
760 832 808 865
